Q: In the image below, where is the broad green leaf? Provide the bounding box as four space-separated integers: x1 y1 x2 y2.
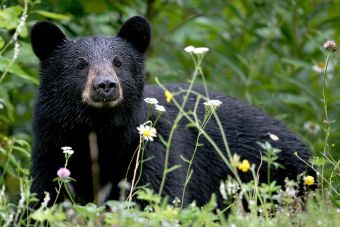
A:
0 56 38 84
35 10 72 21
0 6 23 30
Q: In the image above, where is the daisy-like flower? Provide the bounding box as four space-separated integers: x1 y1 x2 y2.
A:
61 146 74 155
155 104 166 112
238 159 250 172
164 90 173 103
144 97 158 105
137 124 157 141
57 167 71 179
323 40 337 52
303 121 320 135
312 62 326 74
268 132 279 141
312 61 335 79
184 46 195 53
304 175 315 186
203 99 223 108
193 47 210 54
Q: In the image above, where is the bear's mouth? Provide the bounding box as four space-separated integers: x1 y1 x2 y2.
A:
85 96 123 108
82 86 124 108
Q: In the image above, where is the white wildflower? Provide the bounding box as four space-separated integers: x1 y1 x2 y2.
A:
67 209 76 217
144 97 158 105
137 124 157 141
312 62 325 74
304 121 320 135
62 200 72 208
203 99 223 108
155 104 166 112
172 197 181 206
285 187 296 197
312 61 335 79
219 181 227 200
184 46 210 55
41 192 50 208
184 46 195 53
193 47 210 54
61 146 74 155
118 180 131 190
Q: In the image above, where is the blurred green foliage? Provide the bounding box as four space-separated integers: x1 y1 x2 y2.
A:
0 0 339 199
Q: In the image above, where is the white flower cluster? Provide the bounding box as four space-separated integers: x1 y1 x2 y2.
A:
61 146 74 155
41 192 51 208
155 104 166 112
184 46 210 54
203 99 223 108
144 97 158 105
144 97 166 112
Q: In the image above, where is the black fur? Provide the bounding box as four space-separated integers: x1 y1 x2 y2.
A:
30 16 315 208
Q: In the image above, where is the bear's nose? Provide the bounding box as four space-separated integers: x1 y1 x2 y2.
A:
93 78 117 98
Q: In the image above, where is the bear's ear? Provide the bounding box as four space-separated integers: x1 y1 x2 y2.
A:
117 16 151 53
31 21 66 60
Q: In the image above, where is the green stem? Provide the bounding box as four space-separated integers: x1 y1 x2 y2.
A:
321 53 332 199
64 183 76 204
156 80 250 203
157 64 200 197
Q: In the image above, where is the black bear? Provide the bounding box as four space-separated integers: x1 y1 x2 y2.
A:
30 16 314 208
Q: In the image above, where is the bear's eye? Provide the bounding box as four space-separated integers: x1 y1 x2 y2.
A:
77 58 88 70
113 57 122 68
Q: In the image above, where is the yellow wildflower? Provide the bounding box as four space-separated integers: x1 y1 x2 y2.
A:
165 90 173 103
238 159 250 172
304 175 315 186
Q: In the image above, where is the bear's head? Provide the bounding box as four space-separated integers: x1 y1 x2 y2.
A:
31 16 151 109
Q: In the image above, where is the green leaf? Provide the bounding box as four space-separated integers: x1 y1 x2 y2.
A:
180 154 190 163
0 6 23 30
35 10 72 21
165 164 182 174
0 57 38 84
311 157 326 166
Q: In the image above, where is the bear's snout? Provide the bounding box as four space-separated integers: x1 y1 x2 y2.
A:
82 67 123 108
93 77 117 99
